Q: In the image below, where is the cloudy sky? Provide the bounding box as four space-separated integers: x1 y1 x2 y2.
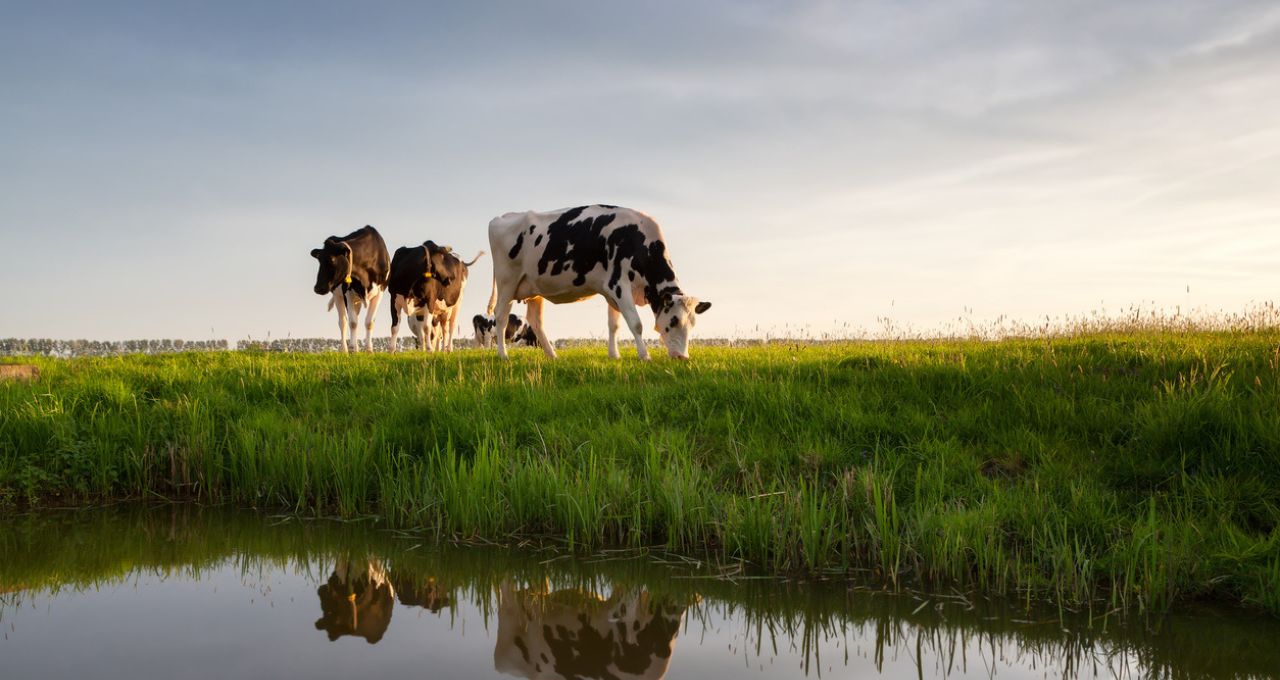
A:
3 1 1278 341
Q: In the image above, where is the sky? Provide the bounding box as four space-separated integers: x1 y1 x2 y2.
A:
2 0 1278 342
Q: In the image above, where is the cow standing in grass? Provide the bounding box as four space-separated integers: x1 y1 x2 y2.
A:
388 241 483 352
486 205 711 361
311 226 389 353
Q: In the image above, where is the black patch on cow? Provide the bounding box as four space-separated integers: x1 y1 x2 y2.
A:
532 207 684 311
508 232 524 259
598 204 618 209
533 234 542 247
514 635 530 663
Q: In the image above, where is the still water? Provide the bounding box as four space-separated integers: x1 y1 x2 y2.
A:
1 506 1276 679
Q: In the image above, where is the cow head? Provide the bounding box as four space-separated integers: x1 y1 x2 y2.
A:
311 238 354 295
422 241 454 288
654 293 711 360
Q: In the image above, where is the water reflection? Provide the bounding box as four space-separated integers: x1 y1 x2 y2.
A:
393 572 453 613
494 583 688 680
1 505 1278 680
314 558 395 643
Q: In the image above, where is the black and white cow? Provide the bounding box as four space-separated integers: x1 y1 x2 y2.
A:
486 205 711 361
388 240 483 352
472 313 537 348
311 226 390 353
494 582 688 680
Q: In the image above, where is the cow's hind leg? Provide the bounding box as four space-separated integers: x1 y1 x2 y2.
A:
524 296 558 359
614 296 651 361
606 303 621 360
364 287 382 352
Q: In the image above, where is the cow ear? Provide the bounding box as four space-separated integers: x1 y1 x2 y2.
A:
695 301 712 314
311 248 323 259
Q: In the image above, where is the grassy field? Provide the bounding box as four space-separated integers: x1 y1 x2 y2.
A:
2 333 1279 614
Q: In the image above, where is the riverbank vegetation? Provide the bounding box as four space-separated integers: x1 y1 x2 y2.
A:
2 331 1279 614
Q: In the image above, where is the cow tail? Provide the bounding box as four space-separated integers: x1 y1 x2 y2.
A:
462 250 486 267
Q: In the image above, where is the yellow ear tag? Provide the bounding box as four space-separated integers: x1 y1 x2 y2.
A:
347 593 356 602
344 276 352 284
423 272 433 278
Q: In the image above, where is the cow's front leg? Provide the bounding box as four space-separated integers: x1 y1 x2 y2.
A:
344 291 361 353
408 313 424 350
615 297 650 361
388 295 403 353
525 297 557 359
334 292 351 353
493 288 517 360
606 303 621 359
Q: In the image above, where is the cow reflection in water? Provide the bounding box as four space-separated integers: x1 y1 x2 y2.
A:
392 573 453 613
495 582 689 680
314 559 395 644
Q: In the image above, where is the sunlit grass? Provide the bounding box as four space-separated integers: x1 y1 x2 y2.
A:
2 327 1279 614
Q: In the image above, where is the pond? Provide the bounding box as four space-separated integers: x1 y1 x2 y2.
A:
1 506 1276 679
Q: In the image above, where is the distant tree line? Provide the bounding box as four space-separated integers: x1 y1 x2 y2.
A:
0 338 230 357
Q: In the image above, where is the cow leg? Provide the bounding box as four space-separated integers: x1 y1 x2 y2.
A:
345 291 361 353
606 303 621 360
615 296 651 361
524 296 558 359
409 314 424 350
335 292 351 353
493 287 517 360
364 287 382 352
445 306 460 352
389 295 403 353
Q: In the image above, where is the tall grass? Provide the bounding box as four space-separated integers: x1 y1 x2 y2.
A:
2 330 1279 614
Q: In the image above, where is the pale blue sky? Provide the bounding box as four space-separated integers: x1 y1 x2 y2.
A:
3 1 1278 341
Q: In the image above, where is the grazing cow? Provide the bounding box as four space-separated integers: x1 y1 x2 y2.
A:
311 226 390 353
486 205 711 361
388 241 484 352
314 558 395 644
494 582 689 680
472 312 537 348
